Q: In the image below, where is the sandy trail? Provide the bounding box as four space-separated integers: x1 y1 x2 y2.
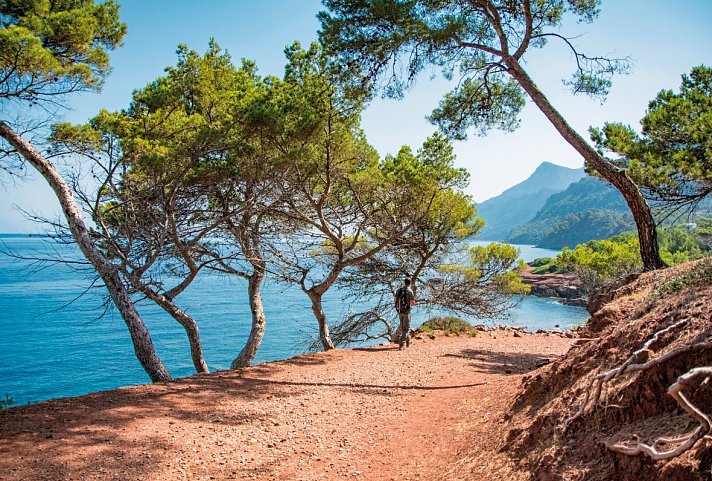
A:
0 331 572 481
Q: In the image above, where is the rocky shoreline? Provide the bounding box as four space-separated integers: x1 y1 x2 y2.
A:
519 266 587 306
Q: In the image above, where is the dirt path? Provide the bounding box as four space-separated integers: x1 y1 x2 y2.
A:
0 330 573 481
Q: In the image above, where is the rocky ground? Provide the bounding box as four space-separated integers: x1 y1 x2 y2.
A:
0 329 572 481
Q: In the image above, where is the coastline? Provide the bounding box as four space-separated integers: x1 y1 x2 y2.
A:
1 236 588 406
519 266 587 306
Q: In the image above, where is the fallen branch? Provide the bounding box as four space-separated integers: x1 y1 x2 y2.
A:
608 367 712 460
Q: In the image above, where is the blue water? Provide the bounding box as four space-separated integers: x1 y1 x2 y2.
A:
0 235 588 405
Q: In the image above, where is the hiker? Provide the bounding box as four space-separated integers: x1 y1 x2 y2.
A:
394 278 415 350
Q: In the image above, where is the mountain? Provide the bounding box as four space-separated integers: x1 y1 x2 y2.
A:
506 176 634 248
476 162 585 240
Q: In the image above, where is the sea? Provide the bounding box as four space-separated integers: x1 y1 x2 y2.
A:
0 235 589 406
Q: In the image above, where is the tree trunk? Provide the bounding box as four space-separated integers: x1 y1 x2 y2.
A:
506 61 665 271
231 266 267 368
307 290 335 351
139 286 209 374
0 121 172 382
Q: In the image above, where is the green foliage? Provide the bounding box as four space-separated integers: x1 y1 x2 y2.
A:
0 0 126 101
653 258 712 297
418 316 477 336
592 66 712 206
557 227 709 290
430 76 526 140
659 227 703 265
373 133 477 246
697 218 712 235
440 242 530 296
55 39 277 204
320 0 624 141
557 233 641 290
530 257 563 274
530 257 555 268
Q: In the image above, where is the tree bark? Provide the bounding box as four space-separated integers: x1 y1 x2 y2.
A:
506 61 665 271
0 121 172 382
137 286 209 374
231 266 267 368
307 290 335 351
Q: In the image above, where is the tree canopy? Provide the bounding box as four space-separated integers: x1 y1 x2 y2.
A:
319 0 626 138
592 66 712 213
0 0 125 102
319 0 665 271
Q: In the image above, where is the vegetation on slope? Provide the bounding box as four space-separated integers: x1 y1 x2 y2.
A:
556 225 710 292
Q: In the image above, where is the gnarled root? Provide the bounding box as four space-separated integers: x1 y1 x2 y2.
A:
607 367 712 460
561 317 712 460
563 319 690 430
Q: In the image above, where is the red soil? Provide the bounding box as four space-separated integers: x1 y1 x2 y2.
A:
0 330 571 481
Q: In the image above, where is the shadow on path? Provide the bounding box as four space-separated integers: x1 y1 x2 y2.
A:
444 348 552 375
0 342 519 480
352 346 396 352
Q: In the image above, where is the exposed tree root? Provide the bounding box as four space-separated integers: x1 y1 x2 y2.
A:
561 318 712 460
608 367 712 460
563 319 689 429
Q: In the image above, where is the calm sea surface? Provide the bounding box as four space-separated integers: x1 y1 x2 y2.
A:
0 235 588 405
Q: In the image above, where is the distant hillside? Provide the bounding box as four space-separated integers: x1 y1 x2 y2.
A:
506 176 634 248
476 162 585 240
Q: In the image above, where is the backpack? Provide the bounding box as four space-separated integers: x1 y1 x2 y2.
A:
396 287 411 313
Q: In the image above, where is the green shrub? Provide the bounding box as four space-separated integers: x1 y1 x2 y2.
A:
653 258 712 297
530 257 554 268
418 316 478 336
557 227 709 292
556 232 641 291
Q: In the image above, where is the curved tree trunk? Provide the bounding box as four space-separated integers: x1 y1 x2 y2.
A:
231 265 267 368
0 121 172 382
138 286 209 374
307 290 335 351
507 61 665 271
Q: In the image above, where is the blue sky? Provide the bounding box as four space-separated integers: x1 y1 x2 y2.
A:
1 0 711 232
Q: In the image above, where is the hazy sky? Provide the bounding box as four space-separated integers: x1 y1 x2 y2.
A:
1 0 711 232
